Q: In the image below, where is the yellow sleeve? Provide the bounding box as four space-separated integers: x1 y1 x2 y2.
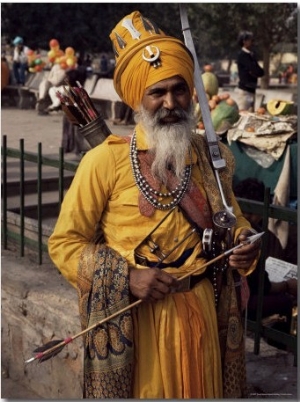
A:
48 142 116 288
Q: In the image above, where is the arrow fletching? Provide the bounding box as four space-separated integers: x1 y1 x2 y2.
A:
25 337 73 364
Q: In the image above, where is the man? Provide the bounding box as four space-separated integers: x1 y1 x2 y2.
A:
12 36 29 85
48 11 260 399
235 31 264 112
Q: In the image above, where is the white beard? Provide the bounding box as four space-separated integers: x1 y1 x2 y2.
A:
135 103 196 184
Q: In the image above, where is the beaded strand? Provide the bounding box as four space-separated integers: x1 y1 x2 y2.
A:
130 131 227 304
210 237 228 306
129 132 192 210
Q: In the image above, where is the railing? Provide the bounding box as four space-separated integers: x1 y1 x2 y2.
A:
1 135 78 264
237 192 297 364
1 135 297 362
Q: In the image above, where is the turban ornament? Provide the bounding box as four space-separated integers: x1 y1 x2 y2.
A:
110 11 195 110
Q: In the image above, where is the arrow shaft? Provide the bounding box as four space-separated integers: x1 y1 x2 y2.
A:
27 245 237 362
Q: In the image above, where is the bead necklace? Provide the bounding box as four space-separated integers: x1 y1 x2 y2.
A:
129 132 192 210
210 237 228 307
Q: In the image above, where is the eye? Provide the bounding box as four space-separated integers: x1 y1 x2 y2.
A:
174 84 189 95
148 88 165 98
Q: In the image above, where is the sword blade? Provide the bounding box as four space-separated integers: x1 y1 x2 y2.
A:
180 4 225 170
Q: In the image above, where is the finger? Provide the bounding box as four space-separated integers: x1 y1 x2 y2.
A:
155 269 178 287
231 247 258 261
229 258 254 270
152 287 170 300
153 280 172 296
233 242 260 255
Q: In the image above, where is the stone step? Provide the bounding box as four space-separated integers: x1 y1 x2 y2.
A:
3 158 76 196
5 191 63 220
3 175 74 197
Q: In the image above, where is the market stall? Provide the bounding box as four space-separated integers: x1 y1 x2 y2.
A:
223 113 297 205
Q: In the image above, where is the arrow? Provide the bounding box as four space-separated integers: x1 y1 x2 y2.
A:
25 232 264 364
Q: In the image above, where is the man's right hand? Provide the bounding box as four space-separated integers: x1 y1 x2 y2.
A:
129 267 179 302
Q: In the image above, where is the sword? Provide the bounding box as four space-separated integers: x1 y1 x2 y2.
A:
179 4 237 228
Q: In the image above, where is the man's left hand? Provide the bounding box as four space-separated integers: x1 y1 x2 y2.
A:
229 229 261 270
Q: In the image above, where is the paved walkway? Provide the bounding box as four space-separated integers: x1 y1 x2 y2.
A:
1 106 134 156
1 247 298 400
1 106 298 400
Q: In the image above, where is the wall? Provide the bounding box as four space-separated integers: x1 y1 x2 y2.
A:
1 244 83 399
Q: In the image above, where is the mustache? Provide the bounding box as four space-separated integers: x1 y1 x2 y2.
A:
154 107 188 123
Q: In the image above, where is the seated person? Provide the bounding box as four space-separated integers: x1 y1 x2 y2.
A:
234 178 297 342
46 65 87 113
246 263 296 337
37 63 66 115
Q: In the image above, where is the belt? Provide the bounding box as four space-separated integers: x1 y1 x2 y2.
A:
135 248 194 269
174 271 209 293
135 247 208 293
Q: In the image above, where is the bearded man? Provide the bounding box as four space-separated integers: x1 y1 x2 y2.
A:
48 11 260 399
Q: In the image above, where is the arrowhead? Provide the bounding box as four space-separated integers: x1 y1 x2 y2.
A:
247 232 265 244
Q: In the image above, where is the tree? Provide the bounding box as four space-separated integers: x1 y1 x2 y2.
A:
1 3 179 55
1 2 297 87
184 3 297 87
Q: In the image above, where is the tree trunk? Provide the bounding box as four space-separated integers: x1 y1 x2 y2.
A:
261 46 270 89
226 59 232 74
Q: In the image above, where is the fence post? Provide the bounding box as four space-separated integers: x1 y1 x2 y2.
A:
59 147 64 208
20 139 25 256
37 142 43 264
253 187 271 354
2 135 8 249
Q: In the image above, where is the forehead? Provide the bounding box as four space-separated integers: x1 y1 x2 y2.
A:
146 75 187 90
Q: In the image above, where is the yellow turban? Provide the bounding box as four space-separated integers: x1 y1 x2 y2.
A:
110 11 194 111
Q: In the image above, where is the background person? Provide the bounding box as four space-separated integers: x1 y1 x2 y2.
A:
36 63 66 115
12 36 29 85
234 31 264 112
1 56 10 90
46 64 87 113
234 178 297 346
112 102 134 125
48 10 261 399
100 54 108 74
58 66 89 155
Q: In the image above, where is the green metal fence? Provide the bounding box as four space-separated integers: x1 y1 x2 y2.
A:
237 194 297 363
1 135 78 263
1 134 297 363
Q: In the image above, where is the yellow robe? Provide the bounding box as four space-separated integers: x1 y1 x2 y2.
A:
48 125 253 398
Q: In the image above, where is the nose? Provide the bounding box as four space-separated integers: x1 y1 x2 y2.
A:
163 92 176 110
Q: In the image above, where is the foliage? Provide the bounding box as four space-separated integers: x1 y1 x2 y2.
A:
1 3 179 55
185 3 297 67
1 2 297 77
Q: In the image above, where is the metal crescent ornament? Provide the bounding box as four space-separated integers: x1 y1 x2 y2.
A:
142 45 161 67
